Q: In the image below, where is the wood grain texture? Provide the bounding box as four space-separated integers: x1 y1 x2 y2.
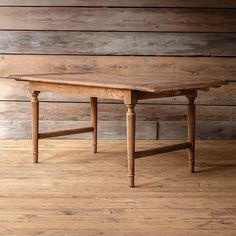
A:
0 7 235 32
38 127 93 139
30 91 39 163
187 95 196 173
135 142 192 158
0 2 235 141
0 139 236 233
2 55 235 82
0 0 235 8
11 73 227 93
126 103 136 187
1 231 236 236
1 102 235 122
0 31 235 56
90 97 97 153
2 78 236 105
0 120 235 140
1 55 235 104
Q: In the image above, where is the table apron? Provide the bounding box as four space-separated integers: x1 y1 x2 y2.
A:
29 81 131 102
29 81 197 103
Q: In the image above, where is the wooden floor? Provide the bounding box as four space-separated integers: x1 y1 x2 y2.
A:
0 140 235 236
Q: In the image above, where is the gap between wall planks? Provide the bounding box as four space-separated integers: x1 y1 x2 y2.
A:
0 0 236 8
0 1 235 140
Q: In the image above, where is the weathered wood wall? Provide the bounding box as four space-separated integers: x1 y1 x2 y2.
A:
0 0 235 139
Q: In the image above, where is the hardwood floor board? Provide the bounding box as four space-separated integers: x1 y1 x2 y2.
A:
0 140 235 233
0 230 235 236
1 217 236 230
0 197 236 210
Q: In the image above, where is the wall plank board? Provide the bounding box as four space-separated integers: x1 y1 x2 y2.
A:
0 31 235 56
0 7 235 32
1 56 235 81
0 0 235 8
1 101 234 139
1 102 235 122
0 121 235 140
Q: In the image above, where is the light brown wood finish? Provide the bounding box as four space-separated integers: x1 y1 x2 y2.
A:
38 127 94 139
0 140 236 235
11 73 228 186
90 97 97 153
13 73 227 94
126 103 136 187
187 93 197 173
135 142 192 159
31 91 39 163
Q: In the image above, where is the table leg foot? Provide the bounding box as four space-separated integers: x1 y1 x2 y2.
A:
128 175 135 188
190 161 195 173
33 152 39 164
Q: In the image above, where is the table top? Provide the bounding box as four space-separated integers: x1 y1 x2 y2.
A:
10 73 227 93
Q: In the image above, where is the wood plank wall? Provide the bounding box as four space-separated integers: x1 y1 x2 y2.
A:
0 0 235 140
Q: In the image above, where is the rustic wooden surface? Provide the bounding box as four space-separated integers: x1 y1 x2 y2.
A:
1 102 235 121
24 80 201 182
0 7 235 32
0 1 235 140
0 101 235 140
30 91 39 163
1 56 236 83
0 140 235 234
90 97 97 153
0 120 235 140
1 31 235 56
1 56 235 103
12 73 227 93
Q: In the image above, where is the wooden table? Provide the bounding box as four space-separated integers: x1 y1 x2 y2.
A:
11 73 228 187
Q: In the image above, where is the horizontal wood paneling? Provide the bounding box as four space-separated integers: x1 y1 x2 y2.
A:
0 7 235 32
1 102 235 121
0 121 235 140
0 0 235 8
0 31 235 56
0 3 235 140
0 101 234 139
1 56 235 81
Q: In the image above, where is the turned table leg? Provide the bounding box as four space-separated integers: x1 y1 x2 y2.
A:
126 104 136 187
187 93 196 173
31 91 40 163
90 97 97 153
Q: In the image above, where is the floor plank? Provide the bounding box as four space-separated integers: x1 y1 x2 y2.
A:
0 140 235 235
